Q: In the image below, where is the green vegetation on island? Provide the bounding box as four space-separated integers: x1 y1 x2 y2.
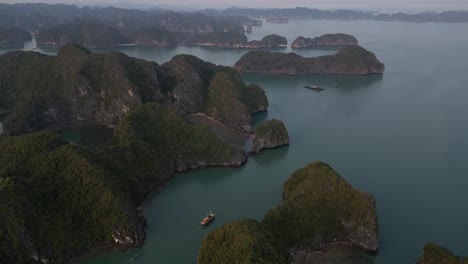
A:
0 102 250 263
234 45 385 75
0 45 269 134
197 219 289 264
253 119 289 152
245 34 287 48
291 33 358 49
102 103 246 202
198 161 378 264
0 133 143 264
263 161 378 251
417 243 468 264
203 68 269 131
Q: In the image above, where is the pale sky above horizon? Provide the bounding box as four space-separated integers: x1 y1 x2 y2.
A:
2 0 468 11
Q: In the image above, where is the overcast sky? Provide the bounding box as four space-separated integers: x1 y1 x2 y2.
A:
3 0 468 11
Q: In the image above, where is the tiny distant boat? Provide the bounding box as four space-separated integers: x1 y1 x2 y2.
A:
304 85 324 92
200 211 215 226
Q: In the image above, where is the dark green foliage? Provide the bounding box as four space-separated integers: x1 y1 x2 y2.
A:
203 68 268 131
1 46 268 135
234 46 385 75
186 31 248 47
253 119 289 152
292 33 358 49
241 84 269 113
0 45 167 134
0 133 139 263
197 219 289 264
259 34 287 47
255 119 288 140
262 161 378 249
101 103 244 201
198 161 378 263
417 243 465 264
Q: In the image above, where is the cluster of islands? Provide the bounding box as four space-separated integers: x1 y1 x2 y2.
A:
0 3 466 264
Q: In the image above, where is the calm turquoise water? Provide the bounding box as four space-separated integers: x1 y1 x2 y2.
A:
2 19 468 263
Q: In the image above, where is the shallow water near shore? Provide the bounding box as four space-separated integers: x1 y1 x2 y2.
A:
3 19 468 264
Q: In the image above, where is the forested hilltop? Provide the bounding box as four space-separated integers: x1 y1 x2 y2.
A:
0 44 270 134
198 161 379 264
0 44 291 263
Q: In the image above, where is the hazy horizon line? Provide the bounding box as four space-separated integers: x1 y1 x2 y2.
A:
1 2 468 13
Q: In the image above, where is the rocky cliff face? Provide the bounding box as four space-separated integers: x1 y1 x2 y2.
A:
0 133 145 264
0 45 269 135
263 161 379 253
245 34 287 48
417 243 467 264
292 33 358 49
197 219 289 264
0 45 168 134
197 161 379 264
203 69 268 132
103 103 247 202
234 45 385 75
252 119 289 152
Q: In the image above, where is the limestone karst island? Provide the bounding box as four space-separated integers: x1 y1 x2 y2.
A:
0 1 467 264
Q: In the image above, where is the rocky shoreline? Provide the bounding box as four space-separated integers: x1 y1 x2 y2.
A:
234 45 385 75
197 161 379 264
292 33 358 49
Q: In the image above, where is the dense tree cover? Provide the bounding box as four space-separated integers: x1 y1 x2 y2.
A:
0 45 269 135
0 45 279 263
0 133 141 263
101 103 245 202
203 68 268 131
197 219 289 264
253 119 289 152
262 161 378 250
198 161 378 264
417 243 468 264
234 45 385 75
0 102 249 263
291 33 358 49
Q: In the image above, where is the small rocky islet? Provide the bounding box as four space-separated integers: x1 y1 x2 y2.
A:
291 33 358 49
234 45 385 75
197 161 379 264
252 119 290 152
417 243 468 264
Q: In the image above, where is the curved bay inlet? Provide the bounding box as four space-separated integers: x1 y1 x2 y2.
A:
3 20 468 264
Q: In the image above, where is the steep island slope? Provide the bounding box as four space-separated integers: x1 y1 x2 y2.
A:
292 33 358 49
234 45 385 75
252 119 290 152
0 133 144 264
0 102 249 263
417 243 468 264
198 161 378 264
0 44 269 134
0 45 291 263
